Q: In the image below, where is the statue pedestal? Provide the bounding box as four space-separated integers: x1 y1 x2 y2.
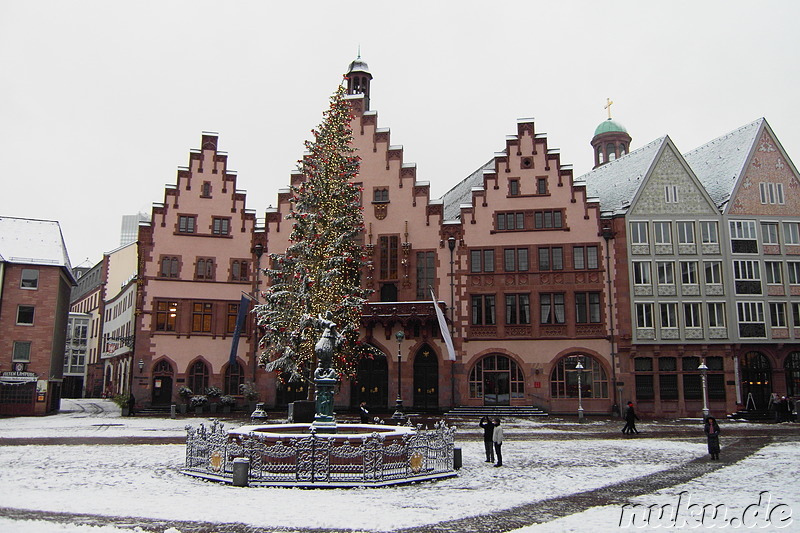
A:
311 376 338 433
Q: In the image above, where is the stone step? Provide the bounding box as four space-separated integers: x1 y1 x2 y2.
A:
445 405 548 418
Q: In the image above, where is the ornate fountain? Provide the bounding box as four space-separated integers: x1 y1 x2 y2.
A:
181 318 458 487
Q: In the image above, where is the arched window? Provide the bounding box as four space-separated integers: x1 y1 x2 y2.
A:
551 355 608 398
596 145 604 164
469 354 525 405
188 360 209 394
786 352 800 397
606 143 616 161
224 360 244 396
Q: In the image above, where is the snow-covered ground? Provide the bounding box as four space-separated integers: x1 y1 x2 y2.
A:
0 399 797 532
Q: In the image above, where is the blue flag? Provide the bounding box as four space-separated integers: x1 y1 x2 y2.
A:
229 294 251 366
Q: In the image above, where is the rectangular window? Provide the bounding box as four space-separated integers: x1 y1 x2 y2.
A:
730 220 758 253
534 210 563 229
504 248 529 272
683 374 702 400
654 222 672 245
505 294 531 325
635 375 654 400
379 235 399 279
704 261 722 284
630 221 649 245
634 357 653 371
483 249 495 272
575 292 601 323
155 301 178 332
416 251 436 300
538 247 563 271
733 260 761 294
770 302 787 327
537 178 547 195
759 182 785 205
226 304 239 334
684 303 702 329
212 217 230 235
373 188 389 202
636 303 653 328
20 269 39 289
16 305 34 325
160 256 179 278
178 215 196 234
789 262 800 284
707 302 726 328
497 212 525 231
231 260 249 282
192 302 213 333
793 303 800 327
762 222 780 245
573 246 599 270
660 374 679 401
677 222 695 244
765 261 783 284
657 261 675 285
680 261 698 285
700 221 718 244
632 261 651 285
737 301 766 338
471 295 496 325
540 293 566 324
659 302 678 329
509 180 519 196
195 258 214 280
12 341 31 362
783 222 800 245
665 185 679 203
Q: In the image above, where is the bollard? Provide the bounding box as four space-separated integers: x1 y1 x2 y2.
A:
453 447 462 470
170 404 176 419
232 457 250 487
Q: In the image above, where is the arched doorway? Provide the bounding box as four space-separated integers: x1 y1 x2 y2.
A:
151 360 173 406
413 344 439 410
187 360 210 395
741 351 772 410
785 352 800 397
350 350 388 409
469 354 525 406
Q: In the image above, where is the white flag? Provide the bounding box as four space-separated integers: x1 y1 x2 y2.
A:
431 289 456 361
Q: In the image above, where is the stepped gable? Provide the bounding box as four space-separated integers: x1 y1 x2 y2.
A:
683 118 765 210
442 118 580 223
579 136 668 215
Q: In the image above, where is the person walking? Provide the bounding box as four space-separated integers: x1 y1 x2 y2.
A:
479 416 495 463
492 418 504 467
359 402 369 424
704 416 721 460
622 401 639 434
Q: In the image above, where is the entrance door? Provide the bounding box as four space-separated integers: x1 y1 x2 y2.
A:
350 351 388 409
413 345 439 410
151 360 174 406
741 351 772 410
484 372 510 406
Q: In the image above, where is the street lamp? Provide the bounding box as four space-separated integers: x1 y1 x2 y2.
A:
392 330 405 420
698 359 710 419
575 360 585 421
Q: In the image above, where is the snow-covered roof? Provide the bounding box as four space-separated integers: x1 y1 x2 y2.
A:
440 160 494 221
0 217 73 275
682 118 764 208
579 137 667 214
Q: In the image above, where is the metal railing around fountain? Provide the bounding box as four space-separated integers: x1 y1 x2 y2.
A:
183 419 458 487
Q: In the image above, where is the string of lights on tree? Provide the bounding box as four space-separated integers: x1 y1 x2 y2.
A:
255 81 377 386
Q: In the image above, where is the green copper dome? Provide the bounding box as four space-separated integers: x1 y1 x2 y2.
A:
594 118 628 136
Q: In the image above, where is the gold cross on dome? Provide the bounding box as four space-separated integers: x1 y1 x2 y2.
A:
604 98 614 119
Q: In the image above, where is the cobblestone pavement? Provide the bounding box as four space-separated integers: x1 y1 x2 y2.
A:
2 424 794 533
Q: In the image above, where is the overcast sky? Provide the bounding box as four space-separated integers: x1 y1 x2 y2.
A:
2 1 799 266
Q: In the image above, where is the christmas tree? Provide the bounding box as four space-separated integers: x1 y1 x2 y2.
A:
256 81 375 388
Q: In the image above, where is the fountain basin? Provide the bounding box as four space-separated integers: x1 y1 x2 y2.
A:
183 420 458 487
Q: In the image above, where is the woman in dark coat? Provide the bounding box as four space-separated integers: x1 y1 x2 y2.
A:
704 417 721 460
479 416 495 463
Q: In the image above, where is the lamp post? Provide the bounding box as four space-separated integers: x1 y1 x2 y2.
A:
601 226 619 416
251 242 264 381
392 330 405 420
575 360 585 421
699 359 710 419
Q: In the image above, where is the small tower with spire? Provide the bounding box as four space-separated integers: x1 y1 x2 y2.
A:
591 98 631 168
345 52 373 110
